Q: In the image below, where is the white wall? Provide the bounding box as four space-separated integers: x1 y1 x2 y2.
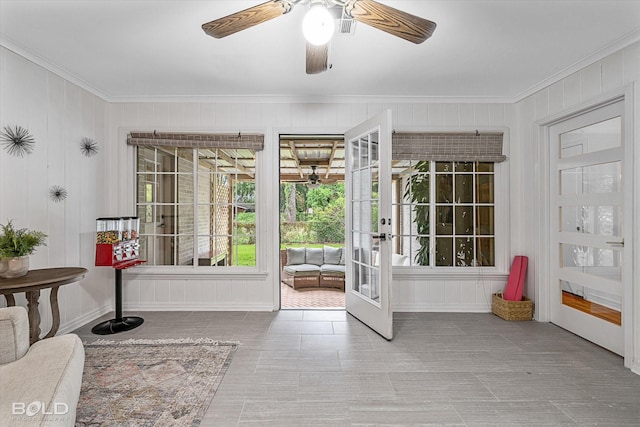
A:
0 46 112 335
515 41 640 372
106 101 513 313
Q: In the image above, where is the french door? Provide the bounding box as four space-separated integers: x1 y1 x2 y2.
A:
344 110 393 340
549 99 628 355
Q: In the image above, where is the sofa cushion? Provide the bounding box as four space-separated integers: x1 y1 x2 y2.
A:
286 247 306 265
320 264 346 276
284 264 321 276
392 253 410 266
0 334 84 426
305 247 324 266
323 246 342 265
0 306 29 366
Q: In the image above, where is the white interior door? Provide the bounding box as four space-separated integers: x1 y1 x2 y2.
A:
549 100 628 355
344 110 393 340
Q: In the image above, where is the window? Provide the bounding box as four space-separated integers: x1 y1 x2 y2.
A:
392 160 496 267
135 146 257 267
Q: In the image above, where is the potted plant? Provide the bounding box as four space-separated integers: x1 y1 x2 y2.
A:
0 220 47 278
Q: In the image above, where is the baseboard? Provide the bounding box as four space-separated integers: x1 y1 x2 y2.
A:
123 302 276 312
58 304 112 335
392 303 492 313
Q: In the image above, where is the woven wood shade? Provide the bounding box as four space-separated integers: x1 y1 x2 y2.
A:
127 131 264 150
392 132 506 162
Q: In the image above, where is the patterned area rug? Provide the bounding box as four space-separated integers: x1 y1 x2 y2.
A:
76 338 238 426
280 282 345 308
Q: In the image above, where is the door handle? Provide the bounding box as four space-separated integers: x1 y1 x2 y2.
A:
605 239 624 246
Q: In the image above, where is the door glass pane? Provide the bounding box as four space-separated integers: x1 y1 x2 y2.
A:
560 162 621 195
560 205 621 235
560 243 621 281
349 131 381 304
561 280 621 325
560 117 621 158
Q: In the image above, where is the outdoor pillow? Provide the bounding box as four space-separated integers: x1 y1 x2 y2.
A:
306 247 324 266
392 253 410 266
339 247 346 265
324 246 342 265
286 247 306 265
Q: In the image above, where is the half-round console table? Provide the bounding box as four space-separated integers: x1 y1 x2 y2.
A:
0 267 87 344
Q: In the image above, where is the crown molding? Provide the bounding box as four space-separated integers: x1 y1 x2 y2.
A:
3 28 639 106
0 36 111 101
104 94 515 104
514 28 640 103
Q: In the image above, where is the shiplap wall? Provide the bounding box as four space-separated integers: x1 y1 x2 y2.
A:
110 101 514 313
515 40 640 372
0 46 112 335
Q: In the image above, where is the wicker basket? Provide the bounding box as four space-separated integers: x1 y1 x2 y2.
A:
491 292 533 321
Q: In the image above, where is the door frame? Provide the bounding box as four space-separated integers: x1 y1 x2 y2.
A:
271 125 350 311
535 85 636 368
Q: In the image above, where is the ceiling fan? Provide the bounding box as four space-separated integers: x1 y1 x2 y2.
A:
202 0 437 74
307 165 322 187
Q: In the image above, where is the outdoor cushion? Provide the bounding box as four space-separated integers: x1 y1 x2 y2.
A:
284 264 321 276
324 246 342 265
339 247 346 265
286 247 306 265
306 247 324 266
320 264 346 275
392 253 410 266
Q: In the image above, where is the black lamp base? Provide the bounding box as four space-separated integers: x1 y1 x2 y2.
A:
91 316 144 335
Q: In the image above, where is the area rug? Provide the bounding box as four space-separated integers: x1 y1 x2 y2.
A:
76 338 238 426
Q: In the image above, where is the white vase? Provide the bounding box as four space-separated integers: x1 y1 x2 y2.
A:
0 256 29 278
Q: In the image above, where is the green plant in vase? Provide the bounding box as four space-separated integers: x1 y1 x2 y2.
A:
0 220 47 278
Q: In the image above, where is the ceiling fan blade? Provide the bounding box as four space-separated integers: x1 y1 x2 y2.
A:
202 0 291 39
306 42 329 74
346 0 436 44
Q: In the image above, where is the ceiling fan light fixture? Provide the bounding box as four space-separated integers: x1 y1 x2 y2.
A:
302 4 335 46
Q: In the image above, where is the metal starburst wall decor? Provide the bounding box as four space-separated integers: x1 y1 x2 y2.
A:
1 125 36 157
80 137 99 157
49 185 68 203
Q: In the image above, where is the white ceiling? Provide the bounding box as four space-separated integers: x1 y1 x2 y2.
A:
1 0 639 102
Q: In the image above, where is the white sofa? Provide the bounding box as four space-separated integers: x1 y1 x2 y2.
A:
0 306 84 427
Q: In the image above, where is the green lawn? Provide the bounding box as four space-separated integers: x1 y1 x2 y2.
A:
233 243 344 266
234 244 255 266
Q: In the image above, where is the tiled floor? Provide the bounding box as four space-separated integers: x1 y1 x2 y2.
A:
74 310 640 426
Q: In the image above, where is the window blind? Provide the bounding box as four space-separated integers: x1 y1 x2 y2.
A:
392 132 506 162
127 131 264 151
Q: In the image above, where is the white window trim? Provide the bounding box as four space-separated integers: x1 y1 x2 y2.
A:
392 127 511 278
122 126 269 278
